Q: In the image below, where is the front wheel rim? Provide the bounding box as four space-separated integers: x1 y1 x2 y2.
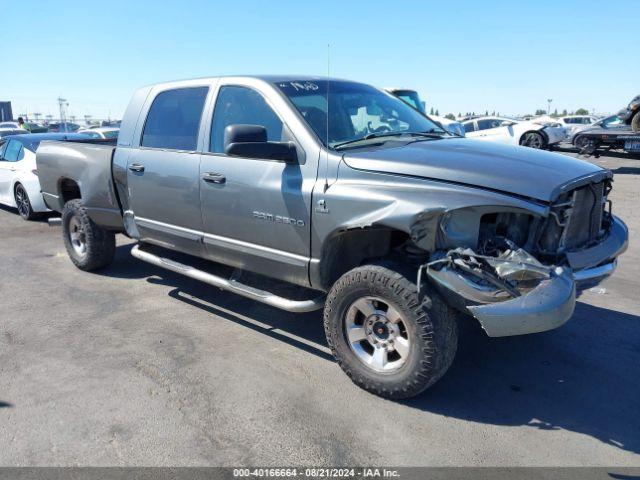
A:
523 133 543 149
68 215 87 256
15 186 30 218
344 296 411 373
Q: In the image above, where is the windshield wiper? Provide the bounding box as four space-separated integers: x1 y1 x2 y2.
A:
333 130 447 150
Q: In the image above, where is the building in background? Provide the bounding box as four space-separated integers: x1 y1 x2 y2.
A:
0 102 13 122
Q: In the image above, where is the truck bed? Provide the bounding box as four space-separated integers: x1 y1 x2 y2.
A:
36 139 125 231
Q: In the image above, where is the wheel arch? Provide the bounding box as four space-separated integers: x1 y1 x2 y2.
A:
57 177 82 204
313 225 413 291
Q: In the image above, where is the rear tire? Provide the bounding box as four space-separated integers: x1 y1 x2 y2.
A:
632 111 640 133
62 199 115 271
14 183 36 221
323 263 458 400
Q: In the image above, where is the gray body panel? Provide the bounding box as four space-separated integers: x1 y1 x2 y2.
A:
37 141 124 230
35 75 629 337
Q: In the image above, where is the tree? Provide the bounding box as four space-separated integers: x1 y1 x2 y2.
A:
445 113 455 120
435 109 439 116
575 108 589 115
429 107 434 115
535 109 546 116
485 110 489 116
458 112 461 117
552 108 558 117
562 109 568 116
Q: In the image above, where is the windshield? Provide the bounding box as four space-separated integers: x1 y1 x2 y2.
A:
276 80 444 149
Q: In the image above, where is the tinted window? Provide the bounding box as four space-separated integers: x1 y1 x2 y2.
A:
477 119 501 130
142 87 208 151
3 140 23 162
462 121 476 133
210 86 283 153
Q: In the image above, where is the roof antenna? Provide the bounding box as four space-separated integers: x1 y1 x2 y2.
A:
324 43 330 193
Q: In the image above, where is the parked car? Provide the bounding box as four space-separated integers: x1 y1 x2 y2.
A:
573 120 640 155
556 115 599 139
0 128 28 139
26 122 48 133
621 94 640 132
36 76 627 399
462 116 564 148
47 122 80 133
384 88 465 136
77 127 119 139
0 121 20 129
569 115 626 144
0 133 90 220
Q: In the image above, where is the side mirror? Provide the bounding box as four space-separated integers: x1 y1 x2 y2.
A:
224 124 297 162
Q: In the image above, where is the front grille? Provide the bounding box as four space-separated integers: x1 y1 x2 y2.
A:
561 182 605 249
539 181 608 254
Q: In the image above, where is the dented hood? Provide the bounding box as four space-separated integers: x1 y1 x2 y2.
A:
342 138 603 202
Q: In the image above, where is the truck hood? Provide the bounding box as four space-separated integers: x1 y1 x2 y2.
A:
342 138 603 202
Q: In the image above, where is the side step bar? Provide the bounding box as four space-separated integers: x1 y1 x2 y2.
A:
131 244 325 313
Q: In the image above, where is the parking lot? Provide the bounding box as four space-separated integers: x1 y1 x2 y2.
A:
0 147 638 467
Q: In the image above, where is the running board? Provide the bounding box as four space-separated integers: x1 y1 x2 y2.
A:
130 244 325 313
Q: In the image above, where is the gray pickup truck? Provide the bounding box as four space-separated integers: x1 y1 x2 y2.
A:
36 76 628 399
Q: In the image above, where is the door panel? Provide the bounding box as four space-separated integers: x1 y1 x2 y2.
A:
127 85 209 256
200 154 313 285
127 149 204 256
0 140 17 203
199 84 314 286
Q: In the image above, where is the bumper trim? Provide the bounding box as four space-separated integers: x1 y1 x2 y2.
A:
573 260 616 283
467 269 576 338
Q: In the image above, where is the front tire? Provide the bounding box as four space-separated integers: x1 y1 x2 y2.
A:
574 135 591 151
14 183 36 220
62 199 116 271
631 111 640 132
323 264 458 400
519 131 546 149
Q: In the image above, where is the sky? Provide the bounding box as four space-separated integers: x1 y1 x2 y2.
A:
1 0 638 121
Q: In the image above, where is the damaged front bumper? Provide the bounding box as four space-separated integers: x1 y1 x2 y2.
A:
424 216 628 337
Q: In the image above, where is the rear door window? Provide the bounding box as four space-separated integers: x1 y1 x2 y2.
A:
141 86 209 151
462 121 476 133
3 140 23 162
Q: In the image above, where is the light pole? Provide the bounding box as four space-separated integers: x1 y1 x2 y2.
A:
547 98 553 116
58 97 69 131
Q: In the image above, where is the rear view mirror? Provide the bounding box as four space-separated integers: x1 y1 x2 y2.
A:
224 124 297 162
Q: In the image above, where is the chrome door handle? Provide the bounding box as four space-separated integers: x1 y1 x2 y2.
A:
202 172 226 184
128 163 145 172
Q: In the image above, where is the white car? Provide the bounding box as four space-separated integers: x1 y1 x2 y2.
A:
77 127 119 139
556 115 600 139
461 116 564 149
0 121 21 129
0 133 88 220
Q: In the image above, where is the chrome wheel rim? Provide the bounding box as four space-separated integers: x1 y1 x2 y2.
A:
15 186 30 218
68 215 87 256
522 133 543 149
344 296 411 373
